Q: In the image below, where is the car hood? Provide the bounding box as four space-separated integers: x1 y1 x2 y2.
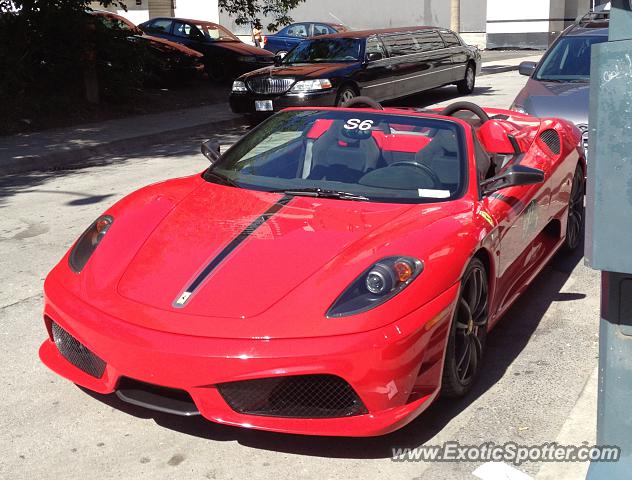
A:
241 63 349 80
522 79 590 125
214 41 274 57
116 182 422 319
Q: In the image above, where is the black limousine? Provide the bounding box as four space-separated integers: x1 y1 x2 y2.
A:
229 26 481 114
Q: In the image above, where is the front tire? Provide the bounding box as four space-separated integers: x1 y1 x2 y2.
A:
457 64 476 95
441 258 488 398
563 165 585 252
336 86 356 107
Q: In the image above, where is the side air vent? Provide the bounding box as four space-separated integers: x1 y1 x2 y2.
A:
539 129 561 156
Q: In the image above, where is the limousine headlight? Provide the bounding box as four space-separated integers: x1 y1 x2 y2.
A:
232 80 248 92
290 79 333 93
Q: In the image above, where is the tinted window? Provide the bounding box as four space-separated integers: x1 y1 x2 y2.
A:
284 38 361 63
415 30 445 52
440 31 461 47
205 110 466 203
535 35 607 81
381 33 419 57
147 19 172 34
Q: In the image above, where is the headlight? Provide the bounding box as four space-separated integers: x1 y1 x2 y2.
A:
290 79 332 93
69 215 113 273
327 256 423 318
232 80 247 92
237 56 257 63
510 103 528 114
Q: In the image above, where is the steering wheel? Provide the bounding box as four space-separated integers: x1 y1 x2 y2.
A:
440 101 490 123
342 96 384 110
388 161 441 187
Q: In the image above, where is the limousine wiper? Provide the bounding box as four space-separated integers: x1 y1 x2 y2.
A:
273 187 369 201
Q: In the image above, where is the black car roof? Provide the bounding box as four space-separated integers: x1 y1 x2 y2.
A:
314 25 439 40
565 25 609 37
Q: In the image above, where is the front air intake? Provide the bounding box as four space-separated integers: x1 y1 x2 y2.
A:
217 374 368 418
51 321 106 378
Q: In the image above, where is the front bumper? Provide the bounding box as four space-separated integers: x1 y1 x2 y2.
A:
229 90 337 114
40 277 457 437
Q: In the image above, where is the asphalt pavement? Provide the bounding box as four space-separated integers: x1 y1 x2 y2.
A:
0 68 600 480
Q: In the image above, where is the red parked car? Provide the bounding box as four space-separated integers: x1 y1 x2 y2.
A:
40 100 584 436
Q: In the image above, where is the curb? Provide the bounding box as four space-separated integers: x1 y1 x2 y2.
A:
1 116 244 176
480 65 520 76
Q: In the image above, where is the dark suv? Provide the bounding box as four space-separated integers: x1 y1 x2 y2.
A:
511 11 610 153
229 26 481 115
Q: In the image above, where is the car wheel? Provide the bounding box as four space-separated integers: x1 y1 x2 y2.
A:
441 258 488 398
277 50 289 57
336 86 356 107
563 165 585 252
457 64 476 95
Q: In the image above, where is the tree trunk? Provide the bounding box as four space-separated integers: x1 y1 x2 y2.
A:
451 0 460 33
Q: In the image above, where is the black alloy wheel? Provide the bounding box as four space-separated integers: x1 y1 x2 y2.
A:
441 258 488 398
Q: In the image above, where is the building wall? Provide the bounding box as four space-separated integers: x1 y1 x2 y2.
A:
220 0 488 35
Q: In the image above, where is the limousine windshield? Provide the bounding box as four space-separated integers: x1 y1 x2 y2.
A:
283 38 362 64
205 109 466 203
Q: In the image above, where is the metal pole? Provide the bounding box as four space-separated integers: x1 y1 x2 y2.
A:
451 0 460 32
585 0 632 478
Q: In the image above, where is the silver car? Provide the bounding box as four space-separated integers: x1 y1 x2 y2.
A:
511 12 609 154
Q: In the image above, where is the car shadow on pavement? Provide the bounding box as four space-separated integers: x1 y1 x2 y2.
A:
81 241 585 460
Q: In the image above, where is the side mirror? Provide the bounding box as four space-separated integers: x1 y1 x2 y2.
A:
366 52 383 62
481 164 544 196
201 139 221 164
274 53 285 66
518 61 537 77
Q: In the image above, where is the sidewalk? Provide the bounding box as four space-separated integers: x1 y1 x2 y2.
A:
0 53 542 176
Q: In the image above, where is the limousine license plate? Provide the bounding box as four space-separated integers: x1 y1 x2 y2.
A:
255 100 273 112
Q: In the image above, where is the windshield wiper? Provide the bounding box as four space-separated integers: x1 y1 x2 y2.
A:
272 187 369 201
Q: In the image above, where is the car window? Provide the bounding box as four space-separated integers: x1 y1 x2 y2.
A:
380 33 420 57
284 38 361 63
285 23 310 38
314 24 335 36
147 19 173 34
440 31 461 47
192 23 239 41
365 36 387 59
173 22 203 39
414 30 446 52
535 35 607 81
205 110 466 203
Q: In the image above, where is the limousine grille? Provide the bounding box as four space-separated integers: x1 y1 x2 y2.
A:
247 77 295 95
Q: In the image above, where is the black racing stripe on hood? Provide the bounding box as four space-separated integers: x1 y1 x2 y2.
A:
173 195 293 308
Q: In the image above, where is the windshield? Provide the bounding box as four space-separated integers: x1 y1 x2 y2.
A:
204 110 466 203
194 23 239 42
535 35 607 82
284 38 362 63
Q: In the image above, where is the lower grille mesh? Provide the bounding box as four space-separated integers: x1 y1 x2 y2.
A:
217 374 368 418
51 321 106 378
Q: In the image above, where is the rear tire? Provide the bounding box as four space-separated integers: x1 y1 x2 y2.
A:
563 165 585 252
441 258 488 398
336 86 357 107
457 64 476 95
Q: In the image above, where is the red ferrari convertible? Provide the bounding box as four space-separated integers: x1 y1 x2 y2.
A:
40 100 585 437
